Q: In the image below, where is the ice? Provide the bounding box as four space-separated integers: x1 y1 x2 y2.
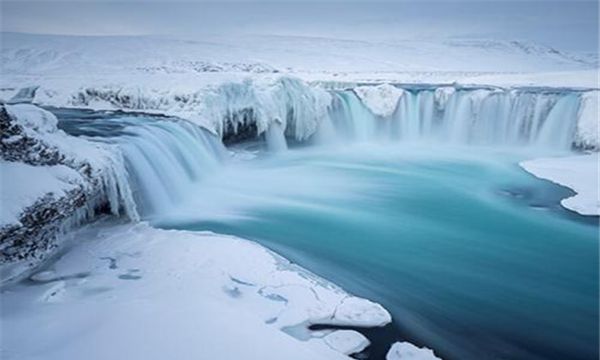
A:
354 84 405 118
1 33 594 79
386 342 441 360
574 91 599 150
5 102 58 133
520 154 599 216
1 32 596 146
326 296 391 327
323 330 370 355
3 104 139 222
0 222 393 360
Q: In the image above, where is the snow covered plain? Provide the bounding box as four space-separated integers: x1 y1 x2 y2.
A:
1 33 598 109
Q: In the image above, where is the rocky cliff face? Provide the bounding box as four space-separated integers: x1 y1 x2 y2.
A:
0 104 136 283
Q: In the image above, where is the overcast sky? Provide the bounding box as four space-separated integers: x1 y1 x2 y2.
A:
2 1 598 52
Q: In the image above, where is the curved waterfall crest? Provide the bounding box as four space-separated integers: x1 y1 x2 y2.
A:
101 118 227 217
27 77 593 151
47 82 595 224
321 85 593 150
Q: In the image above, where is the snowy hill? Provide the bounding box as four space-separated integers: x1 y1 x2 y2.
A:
1 32 596 78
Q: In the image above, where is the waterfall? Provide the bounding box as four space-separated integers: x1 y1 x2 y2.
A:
265 121 288 152
329 91 379 142
102 118 227 217
57 84 588 221
323 87 585 150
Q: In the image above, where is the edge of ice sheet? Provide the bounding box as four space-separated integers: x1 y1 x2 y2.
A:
386 342 442 360
0 161 83 226
0 222 393 360
520 153 599 216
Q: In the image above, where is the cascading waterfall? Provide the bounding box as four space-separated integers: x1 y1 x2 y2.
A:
59 83 590 222
118 120 226 217
76 117 228 218
329 91 379 142
319 87 586 150
109 86 586 217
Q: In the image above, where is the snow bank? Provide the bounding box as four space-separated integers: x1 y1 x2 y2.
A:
433 87 456 111
354 84 404 117
0 222 391 360
0 161 83 226
386 342 441 360
323 330 370 355
3 104 138 221
28 77 332 142
1 104 139 281
1 33 594 80
520 154 599 216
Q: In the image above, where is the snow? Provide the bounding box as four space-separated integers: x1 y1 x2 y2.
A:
5 102 58 133
324 296 392 327
323 330 370 355
354 84 405 117
0 161 83 226
0 221 391 360
433 87 456 111
520 154 599 216
386 342 441 360
1 33 597 147
3 104 139 222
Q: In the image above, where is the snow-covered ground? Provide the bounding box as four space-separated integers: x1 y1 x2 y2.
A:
2 33 595 77
0 161 83 227
0 221 402 360
521 154 599 216
1 33 597 109
1 103 138 225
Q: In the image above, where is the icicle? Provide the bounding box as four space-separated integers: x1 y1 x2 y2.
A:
265 121 288 152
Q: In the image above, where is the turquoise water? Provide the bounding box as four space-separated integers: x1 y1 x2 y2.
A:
54 108 598 360
156 144 598 360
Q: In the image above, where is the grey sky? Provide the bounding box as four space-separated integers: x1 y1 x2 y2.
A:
2 1 598 52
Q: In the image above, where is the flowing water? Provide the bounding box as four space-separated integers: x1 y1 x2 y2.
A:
54 86 598 360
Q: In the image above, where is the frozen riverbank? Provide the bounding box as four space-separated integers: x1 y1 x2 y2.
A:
1 221 410 360
521 154 599 216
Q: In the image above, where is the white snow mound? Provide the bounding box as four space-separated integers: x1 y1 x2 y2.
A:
386 342 442 360
520 154 599 216
354 84 405 117
0 222 393 360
